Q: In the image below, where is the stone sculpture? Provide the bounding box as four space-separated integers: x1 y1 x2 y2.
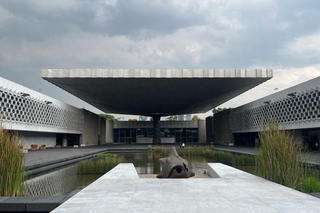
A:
157 146 195 178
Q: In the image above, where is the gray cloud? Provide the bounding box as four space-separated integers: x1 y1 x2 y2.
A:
1 0 320 115
0 0 208 41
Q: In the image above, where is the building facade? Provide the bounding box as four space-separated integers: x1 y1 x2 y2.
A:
0 77 206 148
112 120 206 144
208 76 320 149
0 77 104 148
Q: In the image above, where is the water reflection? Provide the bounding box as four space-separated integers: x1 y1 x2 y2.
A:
25 165 101 196
25 152 255 196
118 152 210 174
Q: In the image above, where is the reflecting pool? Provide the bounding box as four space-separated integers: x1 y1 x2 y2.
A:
25 152 254 196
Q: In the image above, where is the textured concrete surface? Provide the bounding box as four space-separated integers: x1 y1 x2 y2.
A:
0 197 37 212
0 195 76 212
51 163 320 213
230 76 320 132
80 109 99 146
42 69 272 115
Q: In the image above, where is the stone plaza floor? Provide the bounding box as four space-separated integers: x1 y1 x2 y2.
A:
51 163 320 213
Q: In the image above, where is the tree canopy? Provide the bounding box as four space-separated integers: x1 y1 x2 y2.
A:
99 114 116 121
212 107 228 115
166 115 178 121
192 115 200 120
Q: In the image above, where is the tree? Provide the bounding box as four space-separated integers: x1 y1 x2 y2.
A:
99 114 116 121
212 107 228 115
192 115 200 120
166 115 178 121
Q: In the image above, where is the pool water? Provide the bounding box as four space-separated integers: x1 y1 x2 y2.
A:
25 152 254 196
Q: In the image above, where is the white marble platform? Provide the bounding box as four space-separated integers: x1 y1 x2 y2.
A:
51 163 320 213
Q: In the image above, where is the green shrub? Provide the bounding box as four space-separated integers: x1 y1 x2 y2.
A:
0 127 25 196
300 177 320 193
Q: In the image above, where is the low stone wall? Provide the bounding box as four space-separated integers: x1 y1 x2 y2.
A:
0 191 78 213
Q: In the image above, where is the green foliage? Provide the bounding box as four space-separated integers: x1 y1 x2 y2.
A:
201 149 255 166
300 177 320 193
255 121 304 190
166 115 178 121
99 114 116 121
212 107 228 115
178 146 207 156
147 145 152 152
149 145 254 167
152 146 169 157
191 115 200 121
78 153 124 174
0 127 25 196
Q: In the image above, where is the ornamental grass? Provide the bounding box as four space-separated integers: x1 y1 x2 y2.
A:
77 153 124 174
148 145 254 167
0 127 25 196
255 121 304 190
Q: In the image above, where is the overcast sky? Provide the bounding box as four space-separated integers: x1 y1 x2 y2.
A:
0 0 319 119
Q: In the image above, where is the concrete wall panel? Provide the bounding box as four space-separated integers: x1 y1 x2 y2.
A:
214 109 233 145
18 131 56 149
100 117 106 144
198 120 206 142
105 120 114 143
81 109 99 146
205 116 214 143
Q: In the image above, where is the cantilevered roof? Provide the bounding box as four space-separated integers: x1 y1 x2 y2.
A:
42 69 273 116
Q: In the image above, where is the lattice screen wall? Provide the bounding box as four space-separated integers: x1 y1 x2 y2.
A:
0 86 83 132
230 88 320 132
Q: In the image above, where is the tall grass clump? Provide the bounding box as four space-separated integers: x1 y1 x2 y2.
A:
77 153 124 174
202 149 254 166
177 146 210 156
152 146 169 157
0 127 25 196
255 121 304 190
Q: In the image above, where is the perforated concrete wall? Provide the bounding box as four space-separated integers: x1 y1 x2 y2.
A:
0 77 83 134
230 77 320 133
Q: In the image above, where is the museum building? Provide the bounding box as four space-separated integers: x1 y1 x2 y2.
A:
0 76 206 149
208 76 320 149
3 70 320 149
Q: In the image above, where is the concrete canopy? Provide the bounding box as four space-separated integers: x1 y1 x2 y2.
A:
42 69 272 116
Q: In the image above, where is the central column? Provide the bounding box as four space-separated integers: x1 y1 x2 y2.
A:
152 115 161 144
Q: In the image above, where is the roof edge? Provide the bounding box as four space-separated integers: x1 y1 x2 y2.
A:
42 69 273 79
